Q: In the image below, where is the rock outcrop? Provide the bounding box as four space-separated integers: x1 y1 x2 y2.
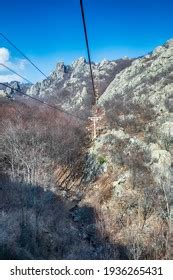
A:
77 38 173 259
1 37 173 260
27 57 132 116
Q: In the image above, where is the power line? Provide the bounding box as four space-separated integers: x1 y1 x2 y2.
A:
0 63 33 85
0 4 96 119
80 0 97 103
0 33 49 79
0 82 86 122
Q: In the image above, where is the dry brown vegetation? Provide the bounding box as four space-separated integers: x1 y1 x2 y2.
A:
0 96 169 260
0 99 124 259
0 100 87 188
79 95 169 259
104 94 156 135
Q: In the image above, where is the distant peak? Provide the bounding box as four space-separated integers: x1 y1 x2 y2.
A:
101 58 108 63
165 38 173 47
72 57 86 68
55 62 65 71
122 56 130 60
100 58 109 66
54 62 71 74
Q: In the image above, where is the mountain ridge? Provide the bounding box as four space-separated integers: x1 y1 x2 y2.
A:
26 56 133 115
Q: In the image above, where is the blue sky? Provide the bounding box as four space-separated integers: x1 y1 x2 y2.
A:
0 0 173 82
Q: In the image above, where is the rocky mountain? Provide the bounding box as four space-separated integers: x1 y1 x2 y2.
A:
96 38 173 187
27 57 133 116
78 38 173 259
27 38 173 259
0 81 30 99
1 38 173 260
99 39 173 113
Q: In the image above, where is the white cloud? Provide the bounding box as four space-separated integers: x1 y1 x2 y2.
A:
0 74 22 83
0 47 10 63
0 47 27 83
17 59 27 70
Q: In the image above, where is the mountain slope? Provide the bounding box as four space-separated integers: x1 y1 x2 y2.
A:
99 39 173 114
77 38 173 259
27 57 133 116
1 39 173 260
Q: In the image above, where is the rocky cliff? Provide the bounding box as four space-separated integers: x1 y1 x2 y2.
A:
26 38 173 259
1 38 173 260
76 39 173 259
27 57 132 116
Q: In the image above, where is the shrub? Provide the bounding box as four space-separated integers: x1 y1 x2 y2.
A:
98 156 107 165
